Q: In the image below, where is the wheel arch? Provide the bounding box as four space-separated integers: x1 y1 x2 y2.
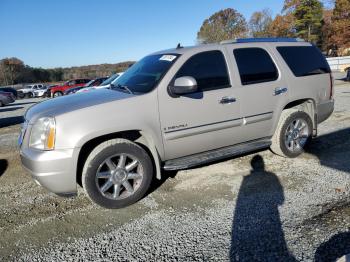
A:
282 98 317 136
76 130 162 187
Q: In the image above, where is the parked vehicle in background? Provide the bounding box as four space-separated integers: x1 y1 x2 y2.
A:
64 86 85 96
64 77 108 95
76 73 123 93
19 38 334 209
0 87 17 99
17 84 44 98
0 91 15 106
43 85 58 98
50 79 91 97
32 86 48 98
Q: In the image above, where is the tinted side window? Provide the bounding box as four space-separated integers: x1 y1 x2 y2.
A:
234 48 278 85
277 46 330 77
176 50 230 91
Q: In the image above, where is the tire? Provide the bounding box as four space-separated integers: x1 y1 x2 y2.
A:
270 110 313 158
53 92 63 98
82 138 153 209
346 69 350 81
0 101 3 107
25 92 33 98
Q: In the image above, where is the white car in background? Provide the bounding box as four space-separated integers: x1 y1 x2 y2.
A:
76 72 124 93
17 83 44 98
32 86 48 97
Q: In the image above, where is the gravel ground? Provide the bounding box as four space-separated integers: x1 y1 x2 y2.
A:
0 83 350 261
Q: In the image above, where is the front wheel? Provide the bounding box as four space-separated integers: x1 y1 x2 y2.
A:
82 139 153 209
53 91 63 97
25 92 33 98
271 110 313 158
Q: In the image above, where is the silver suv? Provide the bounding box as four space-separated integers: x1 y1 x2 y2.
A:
19 38 334 209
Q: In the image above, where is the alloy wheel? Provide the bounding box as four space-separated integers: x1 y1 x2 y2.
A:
95 154 143 200
284 118 309 152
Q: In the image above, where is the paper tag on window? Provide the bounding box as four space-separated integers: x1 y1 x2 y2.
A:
159 55 177 62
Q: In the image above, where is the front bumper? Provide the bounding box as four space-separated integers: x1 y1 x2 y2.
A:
20 147 78 194
33 92 42 97
317 99 334 124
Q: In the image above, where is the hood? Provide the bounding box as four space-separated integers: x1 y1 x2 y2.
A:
25 89 133 123
18 88 31 92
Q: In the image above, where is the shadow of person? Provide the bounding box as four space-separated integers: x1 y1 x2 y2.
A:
230 155 295 261
0 159 8 177
314 232 350 262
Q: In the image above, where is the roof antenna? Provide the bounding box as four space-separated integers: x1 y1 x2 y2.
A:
176 43 183 49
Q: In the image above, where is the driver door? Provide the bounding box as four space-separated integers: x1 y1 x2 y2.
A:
158 48 243 160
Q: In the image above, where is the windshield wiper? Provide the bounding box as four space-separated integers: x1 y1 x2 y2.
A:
110 83 133 94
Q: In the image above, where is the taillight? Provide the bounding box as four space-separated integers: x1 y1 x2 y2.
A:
329 73 334 99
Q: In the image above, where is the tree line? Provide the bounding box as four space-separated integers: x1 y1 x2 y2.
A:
197 0 350 56
0 58 134 86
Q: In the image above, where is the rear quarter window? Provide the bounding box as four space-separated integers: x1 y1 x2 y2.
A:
277 46 330 77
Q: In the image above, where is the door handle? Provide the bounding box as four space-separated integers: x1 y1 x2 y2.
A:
274 87 288 96
219 96 236 104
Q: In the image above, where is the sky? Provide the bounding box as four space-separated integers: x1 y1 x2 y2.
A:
0 0 284 68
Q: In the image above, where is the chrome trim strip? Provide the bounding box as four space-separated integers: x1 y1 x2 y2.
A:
163 111 273 140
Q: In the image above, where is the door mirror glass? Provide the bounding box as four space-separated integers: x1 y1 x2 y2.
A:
171 76 198 95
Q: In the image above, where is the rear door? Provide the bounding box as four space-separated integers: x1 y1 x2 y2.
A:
158 48 243 160
225 44 290 142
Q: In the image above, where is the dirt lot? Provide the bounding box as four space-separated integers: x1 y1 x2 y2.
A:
0 82 350 261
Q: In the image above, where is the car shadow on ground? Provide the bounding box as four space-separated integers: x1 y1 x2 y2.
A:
305 127 350 173
0 159 8 177
0 116 24 128
0 106 23 113
6 101 37 107
146 170 178 196
314 232 350 261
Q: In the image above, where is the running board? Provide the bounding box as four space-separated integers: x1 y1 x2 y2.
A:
163 139 271 171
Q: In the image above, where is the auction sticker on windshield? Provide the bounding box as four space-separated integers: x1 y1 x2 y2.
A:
159 55 177 62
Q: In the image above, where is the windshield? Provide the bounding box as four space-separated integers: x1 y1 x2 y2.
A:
100 74 121 86
84 80 95 87
111 54 179 94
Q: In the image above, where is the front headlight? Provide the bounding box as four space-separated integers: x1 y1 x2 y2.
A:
29 117 56 150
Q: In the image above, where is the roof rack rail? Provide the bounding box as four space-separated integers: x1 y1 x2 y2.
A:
220 38 305 44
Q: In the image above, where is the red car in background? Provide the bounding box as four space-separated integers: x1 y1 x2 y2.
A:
50 79 90 97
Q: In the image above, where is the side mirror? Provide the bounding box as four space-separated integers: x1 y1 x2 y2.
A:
170 76 198 95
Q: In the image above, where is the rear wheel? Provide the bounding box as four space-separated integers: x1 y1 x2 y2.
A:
82 139 153 209
25 92 33 98
271 110 312 158
53 91 63 98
